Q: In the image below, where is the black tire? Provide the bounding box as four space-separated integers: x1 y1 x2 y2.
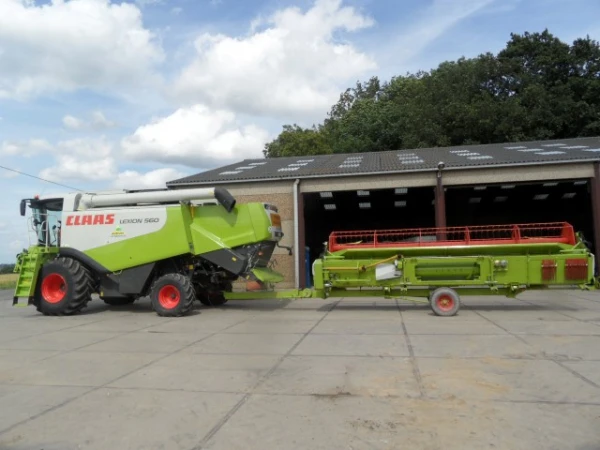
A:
102 297 135 306
198 291 228 306
35 257 92 316
149 273 195 317
430 287 461 317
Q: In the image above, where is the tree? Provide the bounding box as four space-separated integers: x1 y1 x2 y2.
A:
0 264 15 274
263 124 332 158
264 30 600 157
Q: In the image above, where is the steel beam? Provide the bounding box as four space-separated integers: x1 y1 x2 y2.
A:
298 190 307 288
591 163 600 274
435 167 447 239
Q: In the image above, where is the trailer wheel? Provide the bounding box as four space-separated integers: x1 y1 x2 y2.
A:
150 273 195 317
35 257 92 316
429 287 460 317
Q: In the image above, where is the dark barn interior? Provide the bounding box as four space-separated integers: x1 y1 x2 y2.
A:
302 179 595 275
303 187 434 265
446 179 593 246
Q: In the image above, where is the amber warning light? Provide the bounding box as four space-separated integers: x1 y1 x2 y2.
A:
271 214 281 228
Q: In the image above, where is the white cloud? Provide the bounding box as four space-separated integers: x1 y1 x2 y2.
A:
0 0 164 99
121 104 269 167
380 0 496 66
172 0 377 120
56 138 113 158
113 168 188 190
62 111 116 131
62 115 84 130
23 137 117 183
40 155 117 183
1 139 52 157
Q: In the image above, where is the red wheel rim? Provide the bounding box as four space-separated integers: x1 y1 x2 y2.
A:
41 273 67 304
436 294 455 312
158 285 180 309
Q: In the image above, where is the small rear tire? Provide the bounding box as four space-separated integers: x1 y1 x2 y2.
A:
430 287 460 317
35 257 92 316
150 273 195 317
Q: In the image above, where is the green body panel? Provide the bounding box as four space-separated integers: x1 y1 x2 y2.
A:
83 203 272 272
225 288 317 300
251 267 284 283
189 203 272 255
13 247 58 304
312 242 595 292
84 206 192 271
330 242 583 259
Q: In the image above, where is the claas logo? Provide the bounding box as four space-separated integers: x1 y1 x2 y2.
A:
66 214 115 226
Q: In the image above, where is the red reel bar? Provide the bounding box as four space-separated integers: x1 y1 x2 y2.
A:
328 222 577 252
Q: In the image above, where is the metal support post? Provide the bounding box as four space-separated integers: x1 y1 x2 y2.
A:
435 162 447 240
591 163 600 274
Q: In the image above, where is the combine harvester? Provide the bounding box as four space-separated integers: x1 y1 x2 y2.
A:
12 187 598 317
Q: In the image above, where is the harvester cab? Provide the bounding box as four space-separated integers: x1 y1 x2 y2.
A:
20 195 66 248
13 187 286 317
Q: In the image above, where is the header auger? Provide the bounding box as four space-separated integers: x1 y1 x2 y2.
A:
12 187 598 317
225 221 599 316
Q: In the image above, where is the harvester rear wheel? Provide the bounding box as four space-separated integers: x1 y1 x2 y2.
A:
429 287 460 317
35 257 92 316
149 273 195 317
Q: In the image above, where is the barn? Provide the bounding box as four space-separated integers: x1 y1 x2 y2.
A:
167 137 600 290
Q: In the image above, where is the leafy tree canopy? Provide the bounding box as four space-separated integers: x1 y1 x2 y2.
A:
263 30 600 158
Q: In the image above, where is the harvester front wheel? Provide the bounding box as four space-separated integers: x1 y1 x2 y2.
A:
150 273 195 317
429 287 460 317
36 257 92 316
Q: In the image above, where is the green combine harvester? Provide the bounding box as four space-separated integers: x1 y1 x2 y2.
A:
12 187 597 317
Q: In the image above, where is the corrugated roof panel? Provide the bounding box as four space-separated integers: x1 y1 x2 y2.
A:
167 137 600 186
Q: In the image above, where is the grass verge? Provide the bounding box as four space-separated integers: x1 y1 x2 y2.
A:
0 273 18 290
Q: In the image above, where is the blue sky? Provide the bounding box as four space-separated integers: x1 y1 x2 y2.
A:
0 0 599 262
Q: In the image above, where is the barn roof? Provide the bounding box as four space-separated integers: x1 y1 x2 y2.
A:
167 137 600 186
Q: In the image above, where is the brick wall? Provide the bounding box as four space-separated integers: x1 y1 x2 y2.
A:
231 191 296 290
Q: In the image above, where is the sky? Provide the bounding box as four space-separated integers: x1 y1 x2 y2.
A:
0 0 599 262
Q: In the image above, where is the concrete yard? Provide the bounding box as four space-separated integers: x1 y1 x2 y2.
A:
0 289 599 450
